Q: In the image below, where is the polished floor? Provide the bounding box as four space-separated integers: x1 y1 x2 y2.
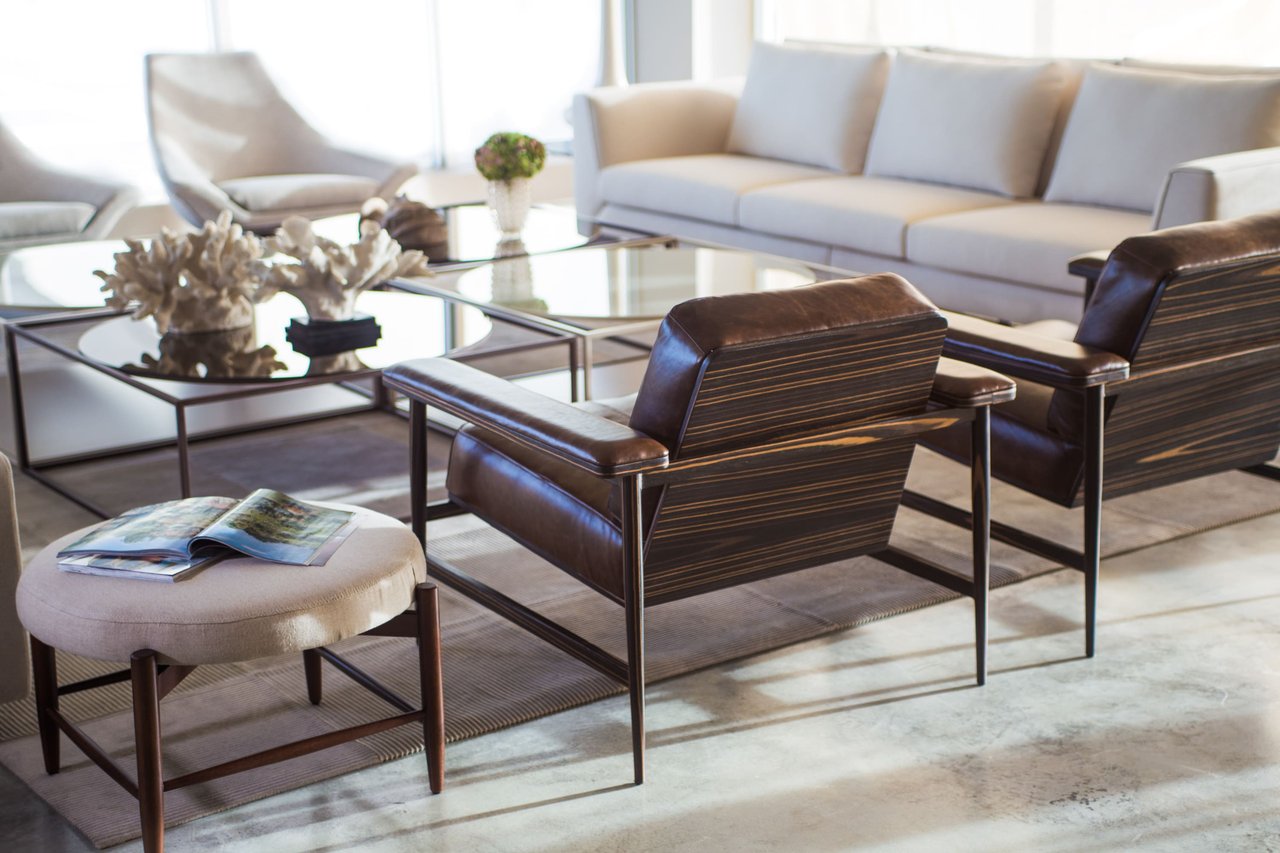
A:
2 505 1278 851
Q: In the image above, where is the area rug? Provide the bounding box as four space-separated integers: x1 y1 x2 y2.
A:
2 414 1279 848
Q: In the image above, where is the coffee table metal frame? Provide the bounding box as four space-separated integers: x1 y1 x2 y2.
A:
4 304 569 518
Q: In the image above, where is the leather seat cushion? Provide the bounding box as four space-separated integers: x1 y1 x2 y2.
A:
218 173 379 212
446 394 640 602
922 377 1084 507
16 505 424 665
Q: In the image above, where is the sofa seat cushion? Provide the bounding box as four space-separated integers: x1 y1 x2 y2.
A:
218 173 379 212
907 202 1151 292
739 176 1014 259
598 154 834 226
0 202 95 240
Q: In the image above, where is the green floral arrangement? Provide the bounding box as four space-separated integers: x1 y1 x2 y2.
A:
474 132 546 182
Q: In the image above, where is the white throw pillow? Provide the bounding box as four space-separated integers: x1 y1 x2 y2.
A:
727 42 890 173
863 50 1067 198
1044 63 1280 212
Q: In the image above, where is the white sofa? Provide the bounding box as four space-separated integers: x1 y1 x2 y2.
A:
573 45 1280 322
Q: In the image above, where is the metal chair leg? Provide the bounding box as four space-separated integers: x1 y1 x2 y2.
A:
30 636 60 774
621 475 646 785
131 650 164 853
970 407 991 685
1082 385 1105 658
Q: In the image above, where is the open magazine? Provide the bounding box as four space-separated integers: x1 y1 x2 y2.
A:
57 489 357 582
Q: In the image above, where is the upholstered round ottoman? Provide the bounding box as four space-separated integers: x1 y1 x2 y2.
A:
16 504 443 853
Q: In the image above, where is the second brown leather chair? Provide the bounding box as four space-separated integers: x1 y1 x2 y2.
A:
384 274 1015 783
913 211 1280 657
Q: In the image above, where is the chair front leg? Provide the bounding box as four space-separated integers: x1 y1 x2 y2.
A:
970 407 991 686
416 582 446 794
620 474 646 785
1082 385 1106 658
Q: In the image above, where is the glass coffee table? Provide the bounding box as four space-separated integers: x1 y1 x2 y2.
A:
4 290 507 515
392 239 820 399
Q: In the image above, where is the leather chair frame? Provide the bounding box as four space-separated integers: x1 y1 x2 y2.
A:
385 348 1013 784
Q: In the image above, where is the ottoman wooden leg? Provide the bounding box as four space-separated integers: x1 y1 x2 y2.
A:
30 636 60 775
416 582 445 794
303 649 323 705
131 650 165 853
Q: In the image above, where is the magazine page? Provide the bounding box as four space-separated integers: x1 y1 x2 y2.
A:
58 553 217 582
195 489 355 566
57 496 239 560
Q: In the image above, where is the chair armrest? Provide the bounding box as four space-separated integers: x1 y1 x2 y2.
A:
941 312 1130 389
382 358 669 477
930 358 1016 408
1068 250 1109 309
1153 146 1280 230
573 79 742 221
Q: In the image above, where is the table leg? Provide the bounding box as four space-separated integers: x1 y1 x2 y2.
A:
174 405 191 498
581 337 595 401
6 327 32 469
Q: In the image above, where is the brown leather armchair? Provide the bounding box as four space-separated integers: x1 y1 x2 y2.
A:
912 211 1280 657
383 274 1016 783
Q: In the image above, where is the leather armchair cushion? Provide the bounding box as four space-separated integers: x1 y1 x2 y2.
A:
922 377 1085 507
446 395 640 602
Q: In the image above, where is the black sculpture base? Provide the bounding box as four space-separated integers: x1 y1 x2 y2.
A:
286 314 382 357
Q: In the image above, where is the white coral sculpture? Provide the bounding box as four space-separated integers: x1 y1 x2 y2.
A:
257 216 431 321
96 211 266 334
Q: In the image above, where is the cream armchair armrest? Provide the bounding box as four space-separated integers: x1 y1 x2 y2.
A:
1153 146 1280 230
572 78 743 225
0 454 30 703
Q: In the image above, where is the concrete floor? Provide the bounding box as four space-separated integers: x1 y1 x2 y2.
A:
2 505 1278 851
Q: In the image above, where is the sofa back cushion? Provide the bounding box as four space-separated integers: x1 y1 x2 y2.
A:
727 42 890 173
863 50 1067 198
1044 63 1280 213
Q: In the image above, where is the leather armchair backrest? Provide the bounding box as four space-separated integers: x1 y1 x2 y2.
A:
630 274 946 457
1051 211 1280 499
629 274 948 602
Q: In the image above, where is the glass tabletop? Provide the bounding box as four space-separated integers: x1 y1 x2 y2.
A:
313 203 590 266
444 243 817 323
0 204 589 312
0 240 120 310
76 290 492 382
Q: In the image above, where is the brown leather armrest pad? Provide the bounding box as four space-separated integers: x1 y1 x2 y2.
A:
942 312 1130 388
383 358 669 476
930 357 1016 408
1067 250 1109 281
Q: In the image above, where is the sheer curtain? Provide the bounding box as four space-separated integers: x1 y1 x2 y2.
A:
757 0 1280 65
1 0 599 197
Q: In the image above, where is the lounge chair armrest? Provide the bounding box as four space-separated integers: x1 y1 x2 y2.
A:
383 358 669 477
942 312 1130 389
930 358 1017 408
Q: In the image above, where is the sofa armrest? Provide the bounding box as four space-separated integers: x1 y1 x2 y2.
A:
0 454 30 703
1153 146 1280 230
942 312 1130 389
572 79 742 224
383 358 669 477
930 358 1017 408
